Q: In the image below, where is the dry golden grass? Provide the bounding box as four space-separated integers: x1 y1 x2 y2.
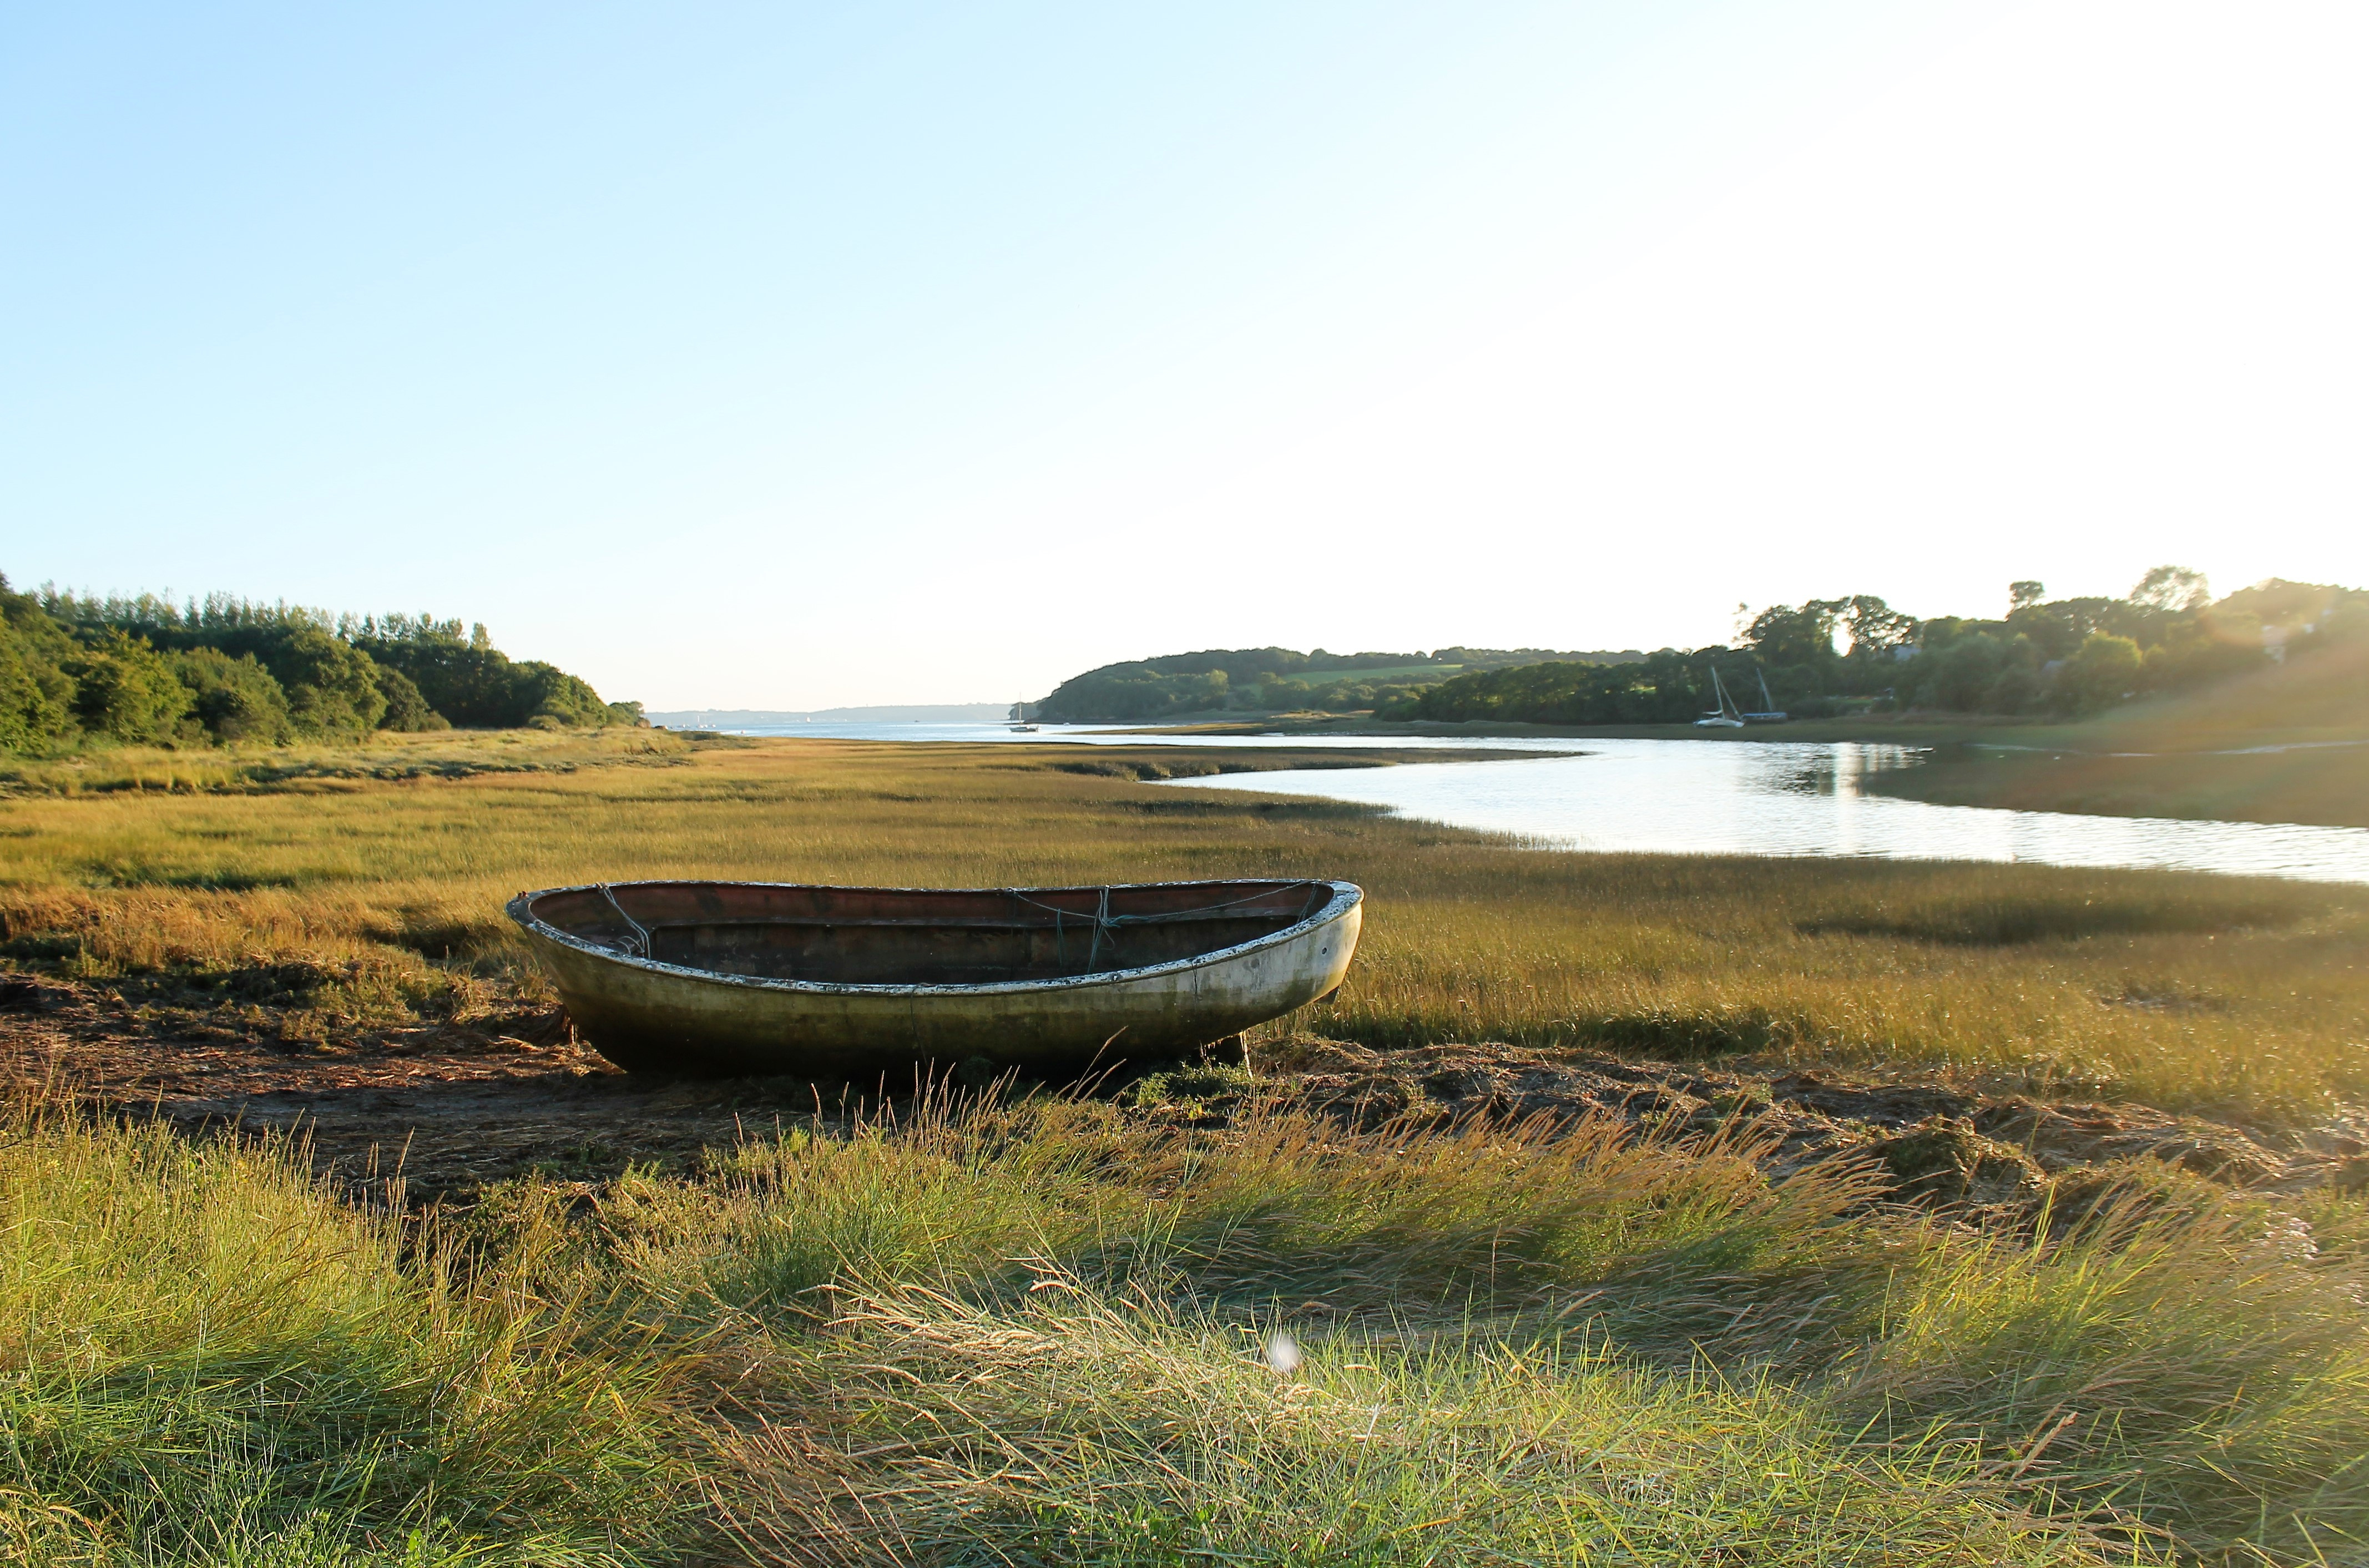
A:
6 735 2369 1562
0 724 695 798
1 730 2364 1120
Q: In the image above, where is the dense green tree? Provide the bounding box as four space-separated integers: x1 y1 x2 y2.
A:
356 621 619 729
1042 669 1232 721
1912 634 2011 711
65 630 191 743
0 626 75 752
170 649 293 744
512 662 612 728
2139 621 2261 694
0 581 80 752
1835 595 1918 655
1408 650 1729 725
357 634 521 727
372 665 447 731
244 626 387 737
2001 596 2122 661
2057 632 2145 714
1742 603 1841 669
1982 664 2043 715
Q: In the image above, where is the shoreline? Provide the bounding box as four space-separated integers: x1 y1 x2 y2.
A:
1088 716 2369 831
1110 711 2369 751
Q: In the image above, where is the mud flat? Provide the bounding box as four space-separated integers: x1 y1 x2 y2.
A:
9 971 2362 1224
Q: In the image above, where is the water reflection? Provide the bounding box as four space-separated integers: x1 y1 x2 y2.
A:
1156 740 2369 887
709 722 2369 887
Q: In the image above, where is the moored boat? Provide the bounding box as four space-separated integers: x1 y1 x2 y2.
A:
1695 666 1746 728
506 878 1362 1076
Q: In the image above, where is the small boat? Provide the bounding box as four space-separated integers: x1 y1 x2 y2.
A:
1694 667 1747 727
507 878 1362 1076
1010 699 1039 732
1740 666 1789 724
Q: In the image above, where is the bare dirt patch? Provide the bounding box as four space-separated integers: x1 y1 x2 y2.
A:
0 974 836 1200
8 972 2364 1215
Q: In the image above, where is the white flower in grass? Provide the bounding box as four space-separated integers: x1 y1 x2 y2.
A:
2252 1215 2319 1262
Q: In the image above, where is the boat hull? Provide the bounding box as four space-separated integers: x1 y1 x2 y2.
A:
506 878 1362 1076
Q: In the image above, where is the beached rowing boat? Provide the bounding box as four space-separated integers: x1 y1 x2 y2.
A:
506 878 1362 1076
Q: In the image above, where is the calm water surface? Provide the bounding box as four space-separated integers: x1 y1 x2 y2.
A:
716 721 2369 886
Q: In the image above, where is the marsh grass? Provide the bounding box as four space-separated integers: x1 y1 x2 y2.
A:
612 1094 2366 1564
6 733 2369 1560
3 1081 2366 1562
2 733 2363 1117
0 729 693 801
728 1287 2129 1567
1838 1202 2369 1553
585 1094 1886 1344
0 1102 698 1566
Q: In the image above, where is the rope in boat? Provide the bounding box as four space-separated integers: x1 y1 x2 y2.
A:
597 883 655 957
999 882 1316 925
1001 882 1331 975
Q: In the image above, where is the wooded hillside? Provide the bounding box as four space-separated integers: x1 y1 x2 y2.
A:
1036 646 1644 722
1402 571 2363 726
0 575 639 755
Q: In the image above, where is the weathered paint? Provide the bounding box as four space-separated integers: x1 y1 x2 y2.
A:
506 878 1362 1076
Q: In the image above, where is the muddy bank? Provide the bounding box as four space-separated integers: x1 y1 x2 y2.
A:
0 973 806 1200
1163 1035 2369 1210
4 972 2364 1210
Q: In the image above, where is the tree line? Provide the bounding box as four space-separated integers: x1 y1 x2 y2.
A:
0 576 641 755
1036 645 1645 722
1391 569 2362 726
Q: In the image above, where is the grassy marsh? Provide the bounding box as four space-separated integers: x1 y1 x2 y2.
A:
1855 740 2369 830
2 732 2362 1117
2 730 2368 1562
6 1090 2367 1564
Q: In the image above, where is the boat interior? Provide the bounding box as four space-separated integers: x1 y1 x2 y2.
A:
522 879 1338 985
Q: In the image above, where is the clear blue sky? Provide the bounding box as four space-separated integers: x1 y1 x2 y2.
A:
6 2 2363 709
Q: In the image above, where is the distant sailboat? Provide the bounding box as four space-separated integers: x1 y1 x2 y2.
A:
1741 667 1789 724
1694 667 1746 728
1010 700 1039 733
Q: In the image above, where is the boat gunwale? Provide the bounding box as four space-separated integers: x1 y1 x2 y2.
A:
504 877 1362 999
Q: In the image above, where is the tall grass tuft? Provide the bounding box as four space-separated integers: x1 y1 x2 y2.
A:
1836 1198 2369 1560
0 1104 697 1565
594 1094 1891 1360
718 1283 2139 1567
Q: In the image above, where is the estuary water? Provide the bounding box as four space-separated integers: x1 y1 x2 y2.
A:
709 721 2369 886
